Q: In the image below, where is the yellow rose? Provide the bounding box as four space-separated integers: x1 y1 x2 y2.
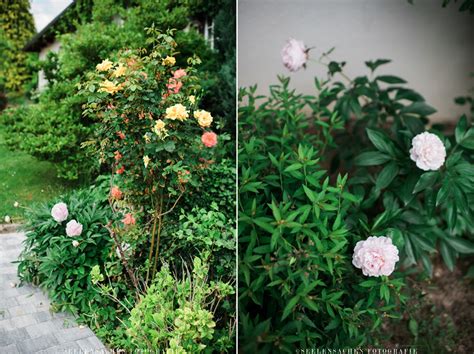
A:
188 95 196 104
165 104 189 121
143 155 150 168
96 59 113 71
112 63 127 78
194 109 213 128
144 134 151 143
99 80 122 95
162 56 176 66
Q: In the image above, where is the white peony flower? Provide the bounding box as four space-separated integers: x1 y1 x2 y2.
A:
13 202 19 208
409 132 446 171
72 240 80 248
352 236 399 277
66 220 83 237
4 215 11 223
51 202 69 222
281 38 308 72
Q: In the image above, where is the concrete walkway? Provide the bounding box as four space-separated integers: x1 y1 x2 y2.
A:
0 231 109 353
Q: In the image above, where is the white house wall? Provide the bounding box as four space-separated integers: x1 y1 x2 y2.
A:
238 0 474 123
38 40 61 91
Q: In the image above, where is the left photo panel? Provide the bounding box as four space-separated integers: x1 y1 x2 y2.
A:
0 0 236 352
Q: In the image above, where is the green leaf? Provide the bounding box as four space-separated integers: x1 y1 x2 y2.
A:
376 75 407 84
455 115 467 143
282 295 300 320
400 102 437 116
365 59 391 72
409 318 419 337
413 172 438 194
354 151 391 166
459 128 474 150
440 241 456 271
376 162 399 191
443 237 474 254
366 129 397 156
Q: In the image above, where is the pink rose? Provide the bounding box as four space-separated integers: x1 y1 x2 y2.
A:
173 69 187 79
51 202 68 222
66 220 83 237
201 132 218 148
122 213 136 226
352 236 399 277
281 38 308 72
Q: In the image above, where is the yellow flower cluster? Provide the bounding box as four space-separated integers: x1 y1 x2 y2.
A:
112 63 127 78
188 95 196 104
194 110 213 128
152 119 168 139
99 80 123 95
165 104 189 121
96 59 113 71
162 56 176 66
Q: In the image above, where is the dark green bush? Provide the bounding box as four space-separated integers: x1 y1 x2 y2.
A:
17 183 113 314
238 80 405 351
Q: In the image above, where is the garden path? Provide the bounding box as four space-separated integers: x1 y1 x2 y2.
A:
0 231 109 353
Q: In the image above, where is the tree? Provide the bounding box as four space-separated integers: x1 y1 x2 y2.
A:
0 0 36 94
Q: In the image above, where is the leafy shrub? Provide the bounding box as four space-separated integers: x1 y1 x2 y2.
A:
125 257 234 352
17 183 113 314
312 57 474 275
238 80 405 351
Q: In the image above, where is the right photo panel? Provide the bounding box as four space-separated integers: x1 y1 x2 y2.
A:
238 0 474 352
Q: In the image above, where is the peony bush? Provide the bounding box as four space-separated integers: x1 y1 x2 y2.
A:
239 40 474 350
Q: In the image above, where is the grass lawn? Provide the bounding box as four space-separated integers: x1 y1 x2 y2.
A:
0 126 77 222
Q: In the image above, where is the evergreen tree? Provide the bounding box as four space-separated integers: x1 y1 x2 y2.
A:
0 0 36 94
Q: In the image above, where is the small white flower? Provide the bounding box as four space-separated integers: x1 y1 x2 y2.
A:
409 132 446 171
116 242 132 259
352 236 399 277
281 38 308 72
13 202 19 208
72 240 80 248
51 202 69 222
66 220 83 237
4 215 11 223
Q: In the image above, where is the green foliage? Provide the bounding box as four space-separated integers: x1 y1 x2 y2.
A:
238 78 405 351
127 257 234 352
0 0 36 93
17 184 114 314
312 57 474 275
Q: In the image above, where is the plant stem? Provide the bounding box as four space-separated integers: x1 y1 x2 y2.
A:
145 198 159 285
151 193 164 279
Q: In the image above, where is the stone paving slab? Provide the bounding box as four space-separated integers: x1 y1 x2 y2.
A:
0 232 109 353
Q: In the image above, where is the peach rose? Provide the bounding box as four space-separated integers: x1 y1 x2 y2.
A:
122 213 136 225
201 132 218 148
173 69 186 79
111 186 123 200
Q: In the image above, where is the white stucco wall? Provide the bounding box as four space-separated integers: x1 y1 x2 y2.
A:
238 0 474 122
38 40 61 91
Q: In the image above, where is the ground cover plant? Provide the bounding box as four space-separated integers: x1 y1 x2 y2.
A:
239 40 474 352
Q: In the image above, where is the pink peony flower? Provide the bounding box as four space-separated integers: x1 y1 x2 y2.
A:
201 132 218 148
51 202 68 222
173 69 187 79
122 213 136 226
111 186 123 200
281 38 308 72
166 77 183 94
66 220 83 237
352 236 399 277
409 132 446 171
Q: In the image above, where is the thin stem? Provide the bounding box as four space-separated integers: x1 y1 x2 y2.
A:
145 198 159 285
151 193 164 279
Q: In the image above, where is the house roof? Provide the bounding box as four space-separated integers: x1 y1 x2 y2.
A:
23 1 76 52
